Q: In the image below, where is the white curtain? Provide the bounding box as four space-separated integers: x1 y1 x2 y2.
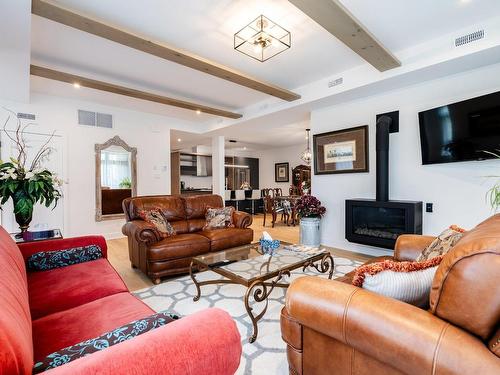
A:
101 150 131 189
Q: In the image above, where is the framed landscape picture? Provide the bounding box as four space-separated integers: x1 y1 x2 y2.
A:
275 162 289 182
313 125 369 175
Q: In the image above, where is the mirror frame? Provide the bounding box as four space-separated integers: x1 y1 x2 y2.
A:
95 136 137 221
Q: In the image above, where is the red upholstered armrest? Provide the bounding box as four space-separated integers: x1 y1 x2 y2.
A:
17 235 108 261
45 308 242 375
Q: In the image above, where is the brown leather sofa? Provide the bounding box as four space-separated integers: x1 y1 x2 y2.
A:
122 194 253 284
281 214 500 374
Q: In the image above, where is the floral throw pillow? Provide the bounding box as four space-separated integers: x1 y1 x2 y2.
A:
203 206 235 230
139 208 176 238
27 245 103 272
32 311 180 374
416 225 466 262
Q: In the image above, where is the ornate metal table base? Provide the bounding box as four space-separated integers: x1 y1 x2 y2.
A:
189 253 335 343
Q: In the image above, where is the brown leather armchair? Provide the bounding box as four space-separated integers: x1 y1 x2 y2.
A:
122 194 253 284
281 214 500 374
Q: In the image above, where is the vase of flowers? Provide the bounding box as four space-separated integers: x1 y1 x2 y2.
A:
0 111 62 232
295 194 326 247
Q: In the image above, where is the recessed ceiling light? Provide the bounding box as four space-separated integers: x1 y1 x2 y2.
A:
177 138 181 142
73 83 81 88
243 146 247 150
196 109 201 115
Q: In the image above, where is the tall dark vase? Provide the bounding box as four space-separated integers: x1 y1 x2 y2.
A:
12 189 34 233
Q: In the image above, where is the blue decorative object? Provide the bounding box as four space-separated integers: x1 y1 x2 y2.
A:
32 311 179 373
27 245 103 271
259 239 281 256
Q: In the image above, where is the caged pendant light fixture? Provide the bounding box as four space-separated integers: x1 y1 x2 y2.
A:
234 15 291 62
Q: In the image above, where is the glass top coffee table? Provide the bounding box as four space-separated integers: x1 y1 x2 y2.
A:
189 241 334 342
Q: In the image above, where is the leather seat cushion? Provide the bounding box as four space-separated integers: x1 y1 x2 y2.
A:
198 228 253 252
148 233 210 261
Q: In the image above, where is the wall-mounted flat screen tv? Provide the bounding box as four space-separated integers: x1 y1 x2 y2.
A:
419 91 500 165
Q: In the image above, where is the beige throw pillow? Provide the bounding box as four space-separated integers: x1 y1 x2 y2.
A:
204 207 235 230
352 256 443 307
416 225 465 262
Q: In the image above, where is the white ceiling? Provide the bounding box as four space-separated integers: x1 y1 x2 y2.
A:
31 0 500 146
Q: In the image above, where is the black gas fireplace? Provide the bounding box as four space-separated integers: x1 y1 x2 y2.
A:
345 112 422 249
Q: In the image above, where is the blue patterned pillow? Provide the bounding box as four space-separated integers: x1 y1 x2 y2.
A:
27 245 103 271
33 311 179 373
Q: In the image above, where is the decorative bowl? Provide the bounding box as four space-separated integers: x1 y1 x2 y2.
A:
259 239 281 256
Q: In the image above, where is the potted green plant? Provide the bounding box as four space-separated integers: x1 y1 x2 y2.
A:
119 177 132 189
0 111 62 232
294 194 326 247
484 149 500 211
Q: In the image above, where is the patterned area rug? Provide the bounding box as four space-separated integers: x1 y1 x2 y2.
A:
134 255 362 375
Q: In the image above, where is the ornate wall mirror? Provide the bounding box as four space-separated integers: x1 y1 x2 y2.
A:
95 136 137 221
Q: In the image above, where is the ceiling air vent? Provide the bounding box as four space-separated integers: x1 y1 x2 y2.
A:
17 112 36 120
78 110 96 126
78 110 113 128
96 113 113 128
455 30 484 47
328 77 343 88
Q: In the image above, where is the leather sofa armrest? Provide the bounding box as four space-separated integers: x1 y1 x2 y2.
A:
122 220 161 245
17 236 108 261
394 234 435 261
286 276 499 374
45 308 242 375
233 210 252 228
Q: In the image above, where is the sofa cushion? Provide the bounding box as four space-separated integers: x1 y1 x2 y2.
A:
125 195 187 228
138 209 176 238
0 227 33 375
335 256 393 284
203 207 235 230
416 225 465 262
430 214 500 341
148 233 210 261
27 244 103 272
32 292 154 362
352 256 443 307
28 258 128 320
184 194 223 220
33 311 179 374
198 228 253 252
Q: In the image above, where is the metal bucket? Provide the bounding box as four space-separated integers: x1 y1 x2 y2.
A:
299 217 321 247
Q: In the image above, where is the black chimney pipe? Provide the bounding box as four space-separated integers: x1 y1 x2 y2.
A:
376 115 392 202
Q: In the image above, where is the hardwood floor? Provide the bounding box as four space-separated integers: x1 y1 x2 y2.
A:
107 214 372 291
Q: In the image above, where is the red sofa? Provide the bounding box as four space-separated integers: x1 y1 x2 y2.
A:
0 226 241 375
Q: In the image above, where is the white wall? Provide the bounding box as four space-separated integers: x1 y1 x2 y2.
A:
0 0 30 103
252 144 307 190
0 92 197 239
312 62 500 257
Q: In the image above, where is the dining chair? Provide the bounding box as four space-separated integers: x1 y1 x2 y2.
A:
274 188 283 197
263 195 289 228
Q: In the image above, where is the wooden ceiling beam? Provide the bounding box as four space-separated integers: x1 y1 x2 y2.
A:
288 0 401 72
31 0 301 102
30 65 242 119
